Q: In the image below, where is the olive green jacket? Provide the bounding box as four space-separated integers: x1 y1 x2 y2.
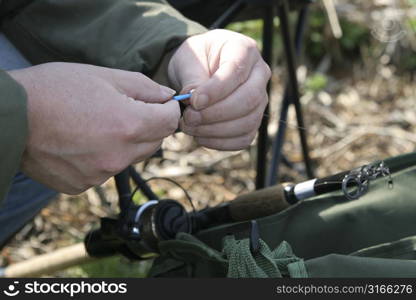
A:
0 0 205 203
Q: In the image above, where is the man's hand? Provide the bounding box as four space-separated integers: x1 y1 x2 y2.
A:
168 29 271 151
9 62 180 194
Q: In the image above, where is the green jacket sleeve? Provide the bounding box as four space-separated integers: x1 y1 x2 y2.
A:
0 70 27 203
1 0 207 75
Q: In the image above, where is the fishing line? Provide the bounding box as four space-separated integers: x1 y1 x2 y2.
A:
144 177 196 214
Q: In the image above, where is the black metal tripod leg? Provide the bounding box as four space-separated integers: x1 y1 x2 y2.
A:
278 1 314 179
267 89 290 186
129 166 159 201
115 169 132 212
266 6 310 186
209 0 246 29
255 4 274 190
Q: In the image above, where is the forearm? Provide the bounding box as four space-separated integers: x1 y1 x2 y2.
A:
0 69 28 204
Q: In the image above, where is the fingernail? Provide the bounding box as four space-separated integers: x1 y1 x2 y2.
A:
161 86 176 98
185 110 202 126
193 94 209 110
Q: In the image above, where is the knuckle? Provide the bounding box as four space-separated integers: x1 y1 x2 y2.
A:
228 60 247 85
210 29 227 37
249 129 258 140
245 37 259 49
246 114 261 132
256 113 264 128
260 92 269 108
245 88 264 111
249 87 264 103
200 108 221 124
134 71 145 80
121 118 142 142
133 71 153 86
263 62 272 79
242 135 254 147
241 131 257 148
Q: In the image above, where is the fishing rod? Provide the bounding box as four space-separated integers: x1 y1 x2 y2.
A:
1 160 394 277
193 160 393 230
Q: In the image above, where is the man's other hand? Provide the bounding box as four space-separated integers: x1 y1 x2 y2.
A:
9 62 180 194
168 29 271 151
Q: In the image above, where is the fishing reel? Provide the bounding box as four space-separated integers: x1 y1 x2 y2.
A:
85 199 192 260
124 199 191 256
84 166 194 260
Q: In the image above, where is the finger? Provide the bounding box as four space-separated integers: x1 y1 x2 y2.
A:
190 38 261 110
183 61 269 126
125 100 180 142
180 103 265 138
195 129 258 151
168 41 211 93
110 69 176 103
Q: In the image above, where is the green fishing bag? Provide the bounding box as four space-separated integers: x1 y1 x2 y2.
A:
149 152 416 278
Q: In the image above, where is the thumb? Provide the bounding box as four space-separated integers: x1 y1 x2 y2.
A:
110 69 176 103
168 41 210 96
170 63 209 95
169 62 209 108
